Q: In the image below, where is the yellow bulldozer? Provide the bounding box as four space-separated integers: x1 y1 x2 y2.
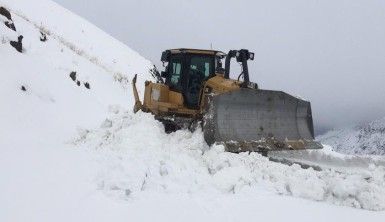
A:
132 48 322 153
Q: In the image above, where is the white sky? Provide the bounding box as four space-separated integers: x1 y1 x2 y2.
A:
54 0 385 133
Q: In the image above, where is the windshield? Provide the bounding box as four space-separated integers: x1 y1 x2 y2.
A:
189 55 214 78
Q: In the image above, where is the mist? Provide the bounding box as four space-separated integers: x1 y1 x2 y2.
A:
53 0 385 133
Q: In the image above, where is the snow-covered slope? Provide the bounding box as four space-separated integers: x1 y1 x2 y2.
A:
318 118 385 155
1 1 385 221
0 0 153 146
0 0 151 221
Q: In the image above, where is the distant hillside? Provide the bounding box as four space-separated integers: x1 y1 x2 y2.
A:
318 117 385 155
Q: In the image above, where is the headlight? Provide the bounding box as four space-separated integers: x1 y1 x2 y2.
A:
249 52 255 60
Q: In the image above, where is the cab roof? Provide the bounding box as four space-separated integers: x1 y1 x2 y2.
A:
168 48 226 57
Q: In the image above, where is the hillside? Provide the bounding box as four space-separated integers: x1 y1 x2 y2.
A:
1 1 385 222
318 117 385 155
0 0 153 146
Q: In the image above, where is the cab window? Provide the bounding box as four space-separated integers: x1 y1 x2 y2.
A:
167 57 182 90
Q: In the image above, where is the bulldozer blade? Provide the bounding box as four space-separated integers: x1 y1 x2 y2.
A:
203 88 323 152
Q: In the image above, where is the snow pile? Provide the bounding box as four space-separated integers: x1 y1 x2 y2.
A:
74 107 385 211
318 118 385 155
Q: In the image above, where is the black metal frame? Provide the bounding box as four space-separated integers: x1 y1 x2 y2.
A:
224 49 254 87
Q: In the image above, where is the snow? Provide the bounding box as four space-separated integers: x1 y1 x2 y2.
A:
318 117 385 155
1 0 385 221
74 109 385 212
0 0 152 143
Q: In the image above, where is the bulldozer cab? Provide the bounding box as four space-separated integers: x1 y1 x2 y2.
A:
161 49 224 109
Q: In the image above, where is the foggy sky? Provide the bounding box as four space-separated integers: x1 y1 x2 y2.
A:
54 0 385 133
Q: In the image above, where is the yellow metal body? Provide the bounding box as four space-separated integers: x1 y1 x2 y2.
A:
142 81 198 116
131 48 242 117
132 73 241 118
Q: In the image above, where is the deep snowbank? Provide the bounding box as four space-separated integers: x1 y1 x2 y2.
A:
74 107 385 211
318 118 385 155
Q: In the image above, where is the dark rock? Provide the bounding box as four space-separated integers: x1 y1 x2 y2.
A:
0 7 12 20
84 82 90 89
4 21 16 31
76 80 81 86
0 7 16 31
21 85 26 91
69 71 77 81
40 32 47 42
10 35 23 53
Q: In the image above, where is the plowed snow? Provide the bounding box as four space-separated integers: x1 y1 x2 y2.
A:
74 107 385 211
